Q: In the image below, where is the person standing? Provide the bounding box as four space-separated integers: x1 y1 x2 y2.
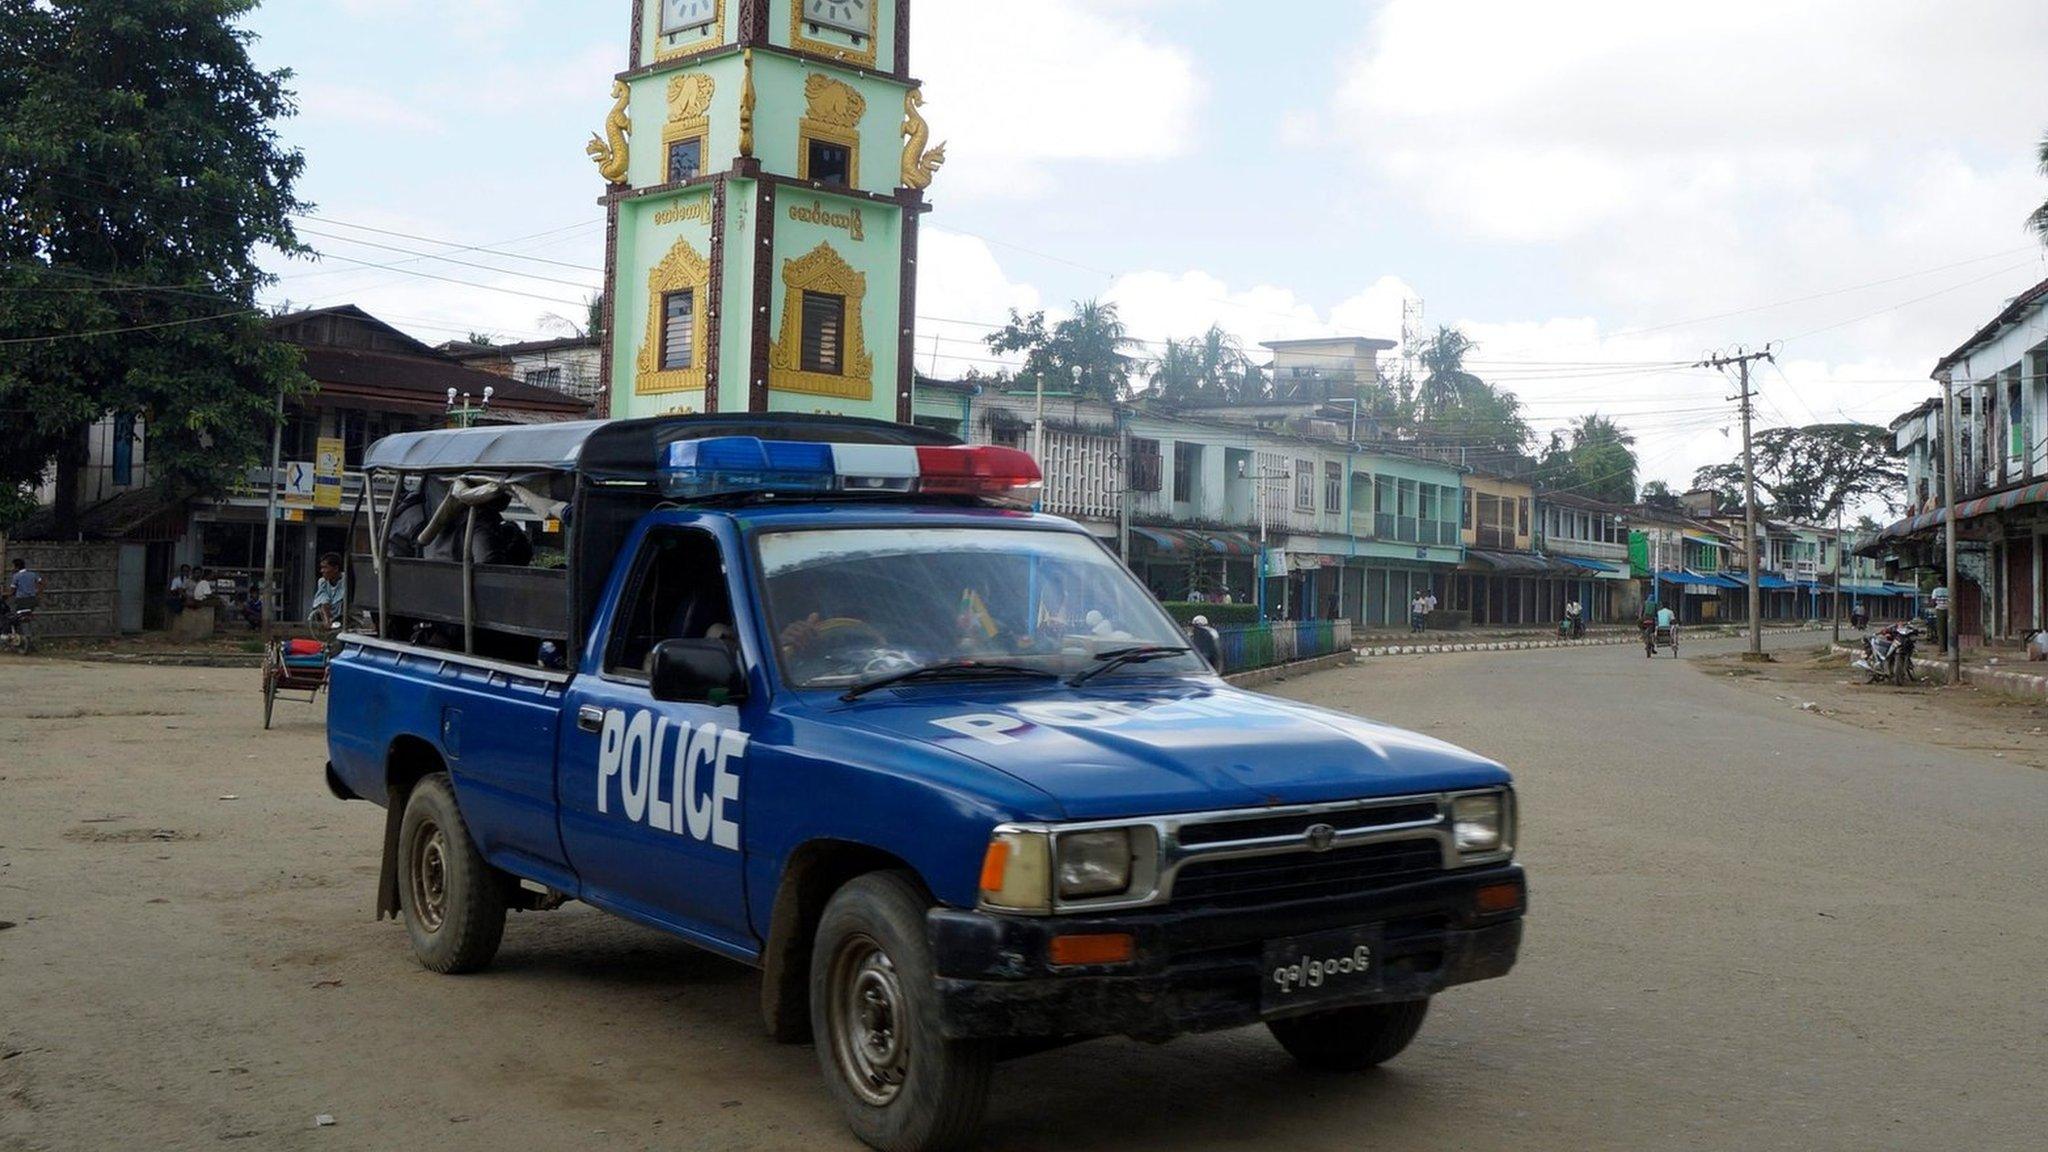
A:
1930 582 1950 654
1409 592 1426 634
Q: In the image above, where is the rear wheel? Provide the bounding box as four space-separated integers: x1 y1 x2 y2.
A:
397 773 507 974
810 872 992 1152
1266 998 1431 1071
261 648 279 729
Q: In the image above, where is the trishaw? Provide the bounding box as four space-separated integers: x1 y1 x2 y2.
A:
261 625 334 728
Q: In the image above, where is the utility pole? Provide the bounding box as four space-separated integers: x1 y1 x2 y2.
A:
259 388 285 632
1942 371 1962 684
1832 504 1844 645
1699 346 1775 657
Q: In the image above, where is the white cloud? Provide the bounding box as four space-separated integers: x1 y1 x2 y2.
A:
1321 0 2048 496
1332 0 2048 348
915 228 1044 377
915 0 1205 197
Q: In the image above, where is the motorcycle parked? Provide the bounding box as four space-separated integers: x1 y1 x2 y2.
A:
1853 621 1921 686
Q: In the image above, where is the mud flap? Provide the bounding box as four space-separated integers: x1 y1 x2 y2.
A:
376 787 404 921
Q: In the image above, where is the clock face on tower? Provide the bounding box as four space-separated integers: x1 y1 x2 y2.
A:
802 0 869 37
661 0 717 36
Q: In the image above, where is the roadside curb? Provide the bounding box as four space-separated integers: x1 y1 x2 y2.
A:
1827 643 2048 700
68 651 263 669
1354 623 1831 660
1225 650 1358 688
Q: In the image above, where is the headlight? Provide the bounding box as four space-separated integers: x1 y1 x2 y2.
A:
1056 829 1133 899
1451 792 1511 856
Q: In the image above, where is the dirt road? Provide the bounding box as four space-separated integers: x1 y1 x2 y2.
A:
1 636 2041 1151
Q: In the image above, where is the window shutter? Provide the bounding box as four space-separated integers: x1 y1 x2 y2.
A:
801 291 845 374
662 290 694 370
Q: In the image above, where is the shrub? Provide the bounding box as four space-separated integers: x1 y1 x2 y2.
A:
1159 601 1260 626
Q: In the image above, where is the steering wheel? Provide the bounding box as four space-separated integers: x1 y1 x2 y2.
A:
810 617 890 650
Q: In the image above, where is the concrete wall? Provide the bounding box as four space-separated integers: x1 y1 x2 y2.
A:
1 540 121 638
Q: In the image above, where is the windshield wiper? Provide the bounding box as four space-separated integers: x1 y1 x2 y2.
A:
1067 645 1193 688
840 660 1060 702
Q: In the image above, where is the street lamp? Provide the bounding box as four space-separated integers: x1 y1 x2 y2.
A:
1238 458 1290 620
447 385 494 429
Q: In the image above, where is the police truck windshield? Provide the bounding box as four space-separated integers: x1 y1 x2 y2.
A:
757 527 1203 689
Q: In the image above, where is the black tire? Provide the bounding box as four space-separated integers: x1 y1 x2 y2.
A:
397 773 508 974
261 655 278 730
1266 998 1431 1072
809 872 993 1152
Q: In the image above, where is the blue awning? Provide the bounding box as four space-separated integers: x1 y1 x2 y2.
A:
1757 574 1796 590
1560 556 1620 573
1657 569 1738 590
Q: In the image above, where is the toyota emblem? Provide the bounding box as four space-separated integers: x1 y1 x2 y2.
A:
1305 822 1337 853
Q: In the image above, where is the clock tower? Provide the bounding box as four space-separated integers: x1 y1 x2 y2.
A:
591 0 943 423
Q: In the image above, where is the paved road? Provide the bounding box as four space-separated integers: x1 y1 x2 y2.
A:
0 635 2039 1151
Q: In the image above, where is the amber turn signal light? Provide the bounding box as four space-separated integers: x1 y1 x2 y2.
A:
1475 882 1523 914
1047 932 1135 967
978 839 1012 893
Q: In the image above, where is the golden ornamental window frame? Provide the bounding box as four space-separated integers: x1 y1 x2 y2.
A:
660 73 716 185
797 73 864 186
635 232 713 396
789 1 878 69
653 0 727 62
769 241 873 400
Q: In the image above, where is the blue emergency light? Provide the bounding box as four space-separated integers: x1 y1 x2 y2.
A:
659 436 1043 501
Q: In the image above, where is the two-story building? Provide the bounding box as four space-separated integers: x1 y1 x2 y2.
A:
1871 274 2048 645
12 306 589 633
911 378 1465 628
1446 469 1585 626
445 334 606 406
1536 492 1638 623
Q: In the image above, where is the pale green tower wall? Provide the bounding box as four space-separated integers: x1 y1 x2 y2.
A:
762 185 902 421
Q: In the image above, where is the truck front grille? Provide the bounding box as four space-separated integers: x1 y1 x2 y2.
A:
1174 801 1440 847
1171 839 1444 909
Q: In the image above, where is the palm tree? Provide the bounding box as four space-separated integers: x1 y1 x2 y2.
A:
1149 337 1204 403
1057 298 1135 401
2031 130 2048 243
1414 326 1484 420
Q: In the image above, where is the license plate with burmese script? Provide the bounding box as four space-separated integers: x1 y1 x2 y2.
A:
1260 925 1382 1015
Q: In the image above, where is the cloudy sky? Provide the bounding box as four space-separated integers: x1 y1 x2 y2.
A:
249 0 2048 493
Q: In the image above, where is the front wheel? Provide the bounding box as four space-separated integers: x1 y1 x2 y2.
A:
1266 998 1431 1071
397 773 508 974
810 872 993 1152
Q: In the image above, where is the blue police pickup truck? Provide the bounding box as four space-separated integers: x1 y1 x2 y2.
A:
325 415 1524 1152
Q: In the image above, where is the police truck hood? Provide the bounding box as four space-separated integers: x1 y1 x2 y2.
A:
823 681 1510 821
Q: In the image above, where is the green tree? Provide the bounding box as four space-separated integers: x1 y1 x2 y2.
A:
1539 414 1639 503
1639 479 1680 510
0 0 310 533
984 299 1136 401
1403 326 1531 458
1690 423 1904 521
2030 129 2048 243
1149 324 1265 404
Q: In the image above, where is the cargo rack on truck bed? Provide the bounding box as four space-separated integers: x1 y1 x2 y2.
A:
350 413 957 666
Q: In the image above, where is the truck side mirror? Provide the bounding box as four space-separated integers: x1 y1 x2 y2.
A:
649 639 746 705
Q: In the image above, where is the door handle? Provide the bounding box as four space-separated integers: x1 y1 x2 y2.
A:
576 705 605 734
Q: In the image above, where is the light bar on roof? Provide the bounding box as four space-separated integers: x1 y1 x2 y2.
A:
660 437 1043 501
